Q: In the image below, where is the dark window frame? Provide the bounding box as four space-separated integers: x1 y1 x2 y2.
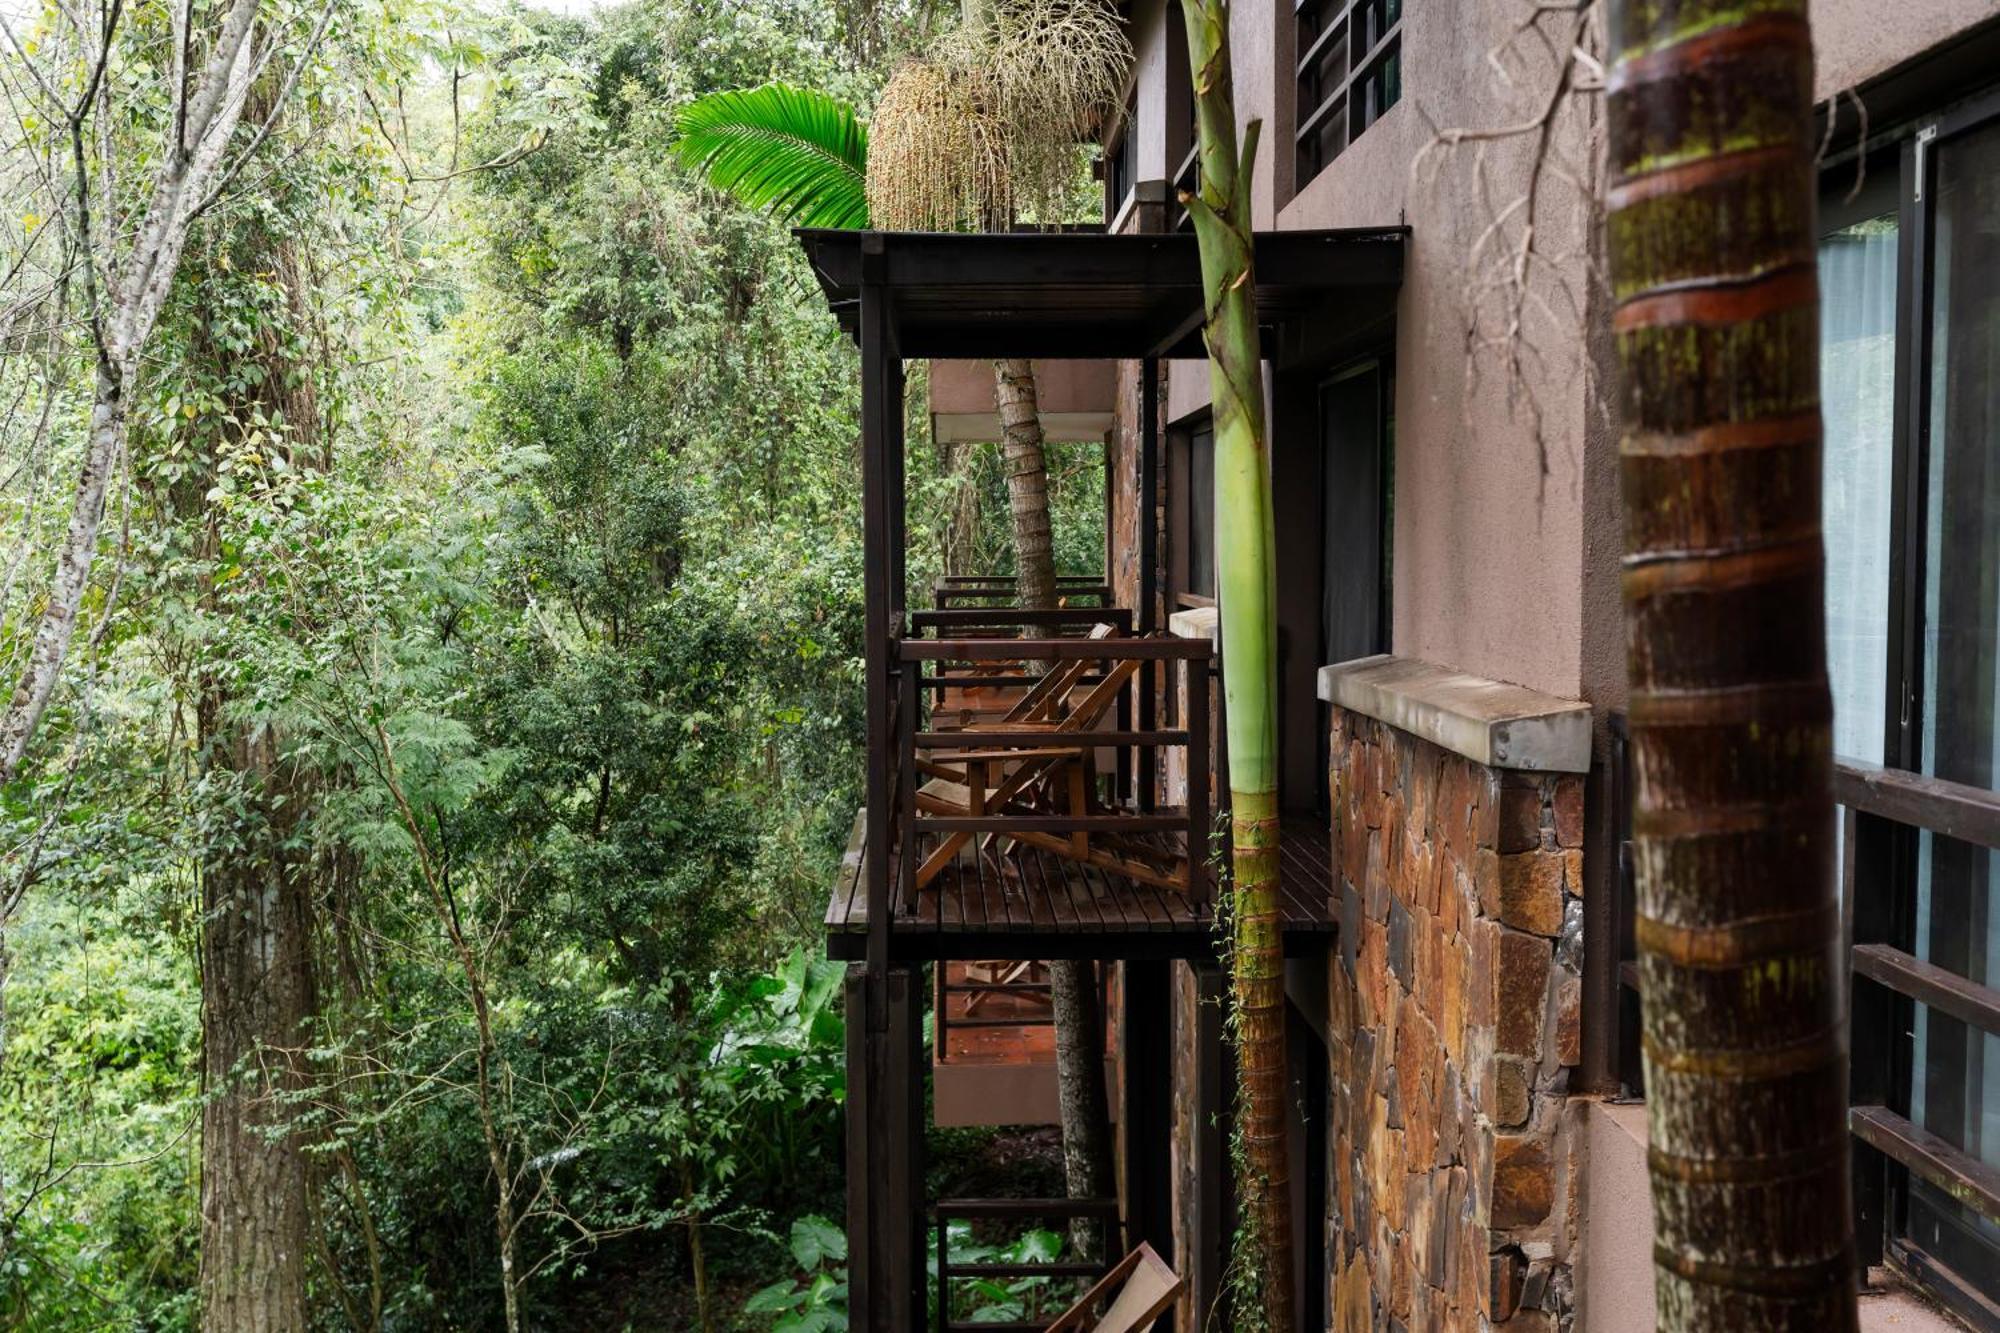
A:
1167 412 1216 610
1167 1 1198 233
1292 0 1403 190
1104 89 1139 227
1638 80 2000 1329
1861 85 2000 1329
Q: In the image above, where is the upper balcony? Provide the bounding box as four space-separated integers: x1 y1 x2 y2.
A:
797 225 1407 969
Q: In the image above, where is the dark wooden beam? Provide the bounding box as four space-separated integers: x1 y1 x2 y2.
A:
1850 1104 2000 1226
1834 759 2000 851
1853 943 2000 1037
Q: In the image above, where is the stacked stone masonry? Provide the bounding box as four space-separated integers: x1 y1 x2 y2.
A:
1327 706 1585 1332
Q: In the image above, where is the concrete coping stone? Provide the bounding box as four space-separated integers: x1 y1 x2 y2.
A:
1316 654 1591 774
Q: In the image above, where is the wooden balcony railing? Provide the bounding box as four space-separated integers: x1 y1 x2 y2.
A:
934 1197 1120 1333
1840 759 2000 1301
890 625 1211 913
932 574 1112 610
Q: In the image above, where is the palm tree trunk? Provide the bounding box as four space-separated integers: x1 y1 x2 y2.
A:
992 357 1114 1245
995 358 1057 611
1605 0 1856 1327
1177 3 1291 1325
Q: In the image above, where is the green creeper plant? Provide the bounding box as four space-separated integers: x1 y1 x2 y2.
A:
1176 1 1292 1328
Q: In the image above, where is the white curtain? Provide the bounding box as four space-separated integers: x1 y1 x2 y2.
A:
1818 218 1899 766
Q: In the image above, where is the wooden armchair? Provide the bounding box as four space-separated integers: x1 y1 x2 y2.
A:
1042 1242 1182 1333
912 627 1180 890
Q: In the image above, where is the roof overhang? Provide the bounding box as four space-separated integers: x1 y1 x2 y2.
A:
793 227 1408 361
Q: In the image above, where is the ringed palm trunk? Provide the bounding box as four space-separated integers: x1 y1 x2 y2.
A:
1605 0 1857 1327
1177 3 1291 1327
994 356 1114 1245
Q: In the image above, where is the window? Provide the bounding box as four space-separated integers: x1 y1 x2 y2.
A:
1104 91 1138 224
1294 0 1403 188
1170 416 1215 606
1817 87 2000 1325
1167 2 1198 233
1905 106 2000 1316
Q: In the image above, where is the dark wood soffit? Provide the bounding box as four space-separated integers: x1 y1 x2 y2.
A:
793 227 1409 361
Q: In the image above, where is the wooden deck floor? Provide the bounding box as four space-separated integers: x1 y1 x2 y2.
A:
825 809 1337 961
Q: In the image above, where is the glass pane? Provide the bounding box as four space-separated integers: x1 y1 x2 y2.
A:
1910 116 2000 1303
1817 215 1898 764
1189 420 1214 599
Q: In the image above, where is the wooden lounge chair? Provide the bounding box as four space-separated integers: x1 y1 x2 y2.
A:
1042 1242 1182 1332
913 628 1184 891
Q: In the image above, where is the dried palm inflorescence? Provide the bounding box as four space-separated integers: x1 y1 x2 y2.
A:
866 57 1012 231
966 0 1132 223
868 0 1131 232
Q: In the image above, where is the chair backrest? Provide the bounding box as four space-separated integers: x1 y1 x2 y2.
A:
1003 623 1121 725
1090 1252 1180 1333
1042 1242 1182 1333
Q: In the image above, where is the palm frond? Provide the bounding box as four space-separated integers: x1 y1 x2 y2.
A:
674 84 870 230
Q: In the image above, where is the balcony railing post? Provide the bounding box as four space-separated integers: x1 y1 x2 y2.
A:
1187 646 1211 911
898 660 919 919
1848 800 1900 1273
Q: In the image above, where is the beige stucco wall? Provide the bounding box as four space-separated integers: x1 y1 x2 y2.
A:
1811 0 2000 97
1143 0 1995 704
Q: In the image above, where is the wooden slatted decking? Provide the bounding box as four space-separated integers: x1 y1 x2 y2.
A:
825 808 1337 961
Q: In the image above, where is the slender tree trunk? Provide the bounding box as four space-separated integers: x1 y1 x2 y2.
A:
992 357 1115 1242
0 0 269 786
198 724 313 1333
1177 3 1292 1327
1605 1 1856 1328
193 202 319 1333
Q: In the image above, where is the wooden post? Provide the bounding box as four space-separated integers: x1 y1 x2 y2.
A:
860 248 892 1003
1118 959 1174 1265
1139 358 1160 812
1190 961 1231 1332
1187 647 1210 909
1846 803 1901 1273
846 962 926 1332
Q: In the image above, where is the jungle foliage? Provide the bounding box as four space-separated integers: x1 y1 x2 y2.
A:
0 0 1097 1326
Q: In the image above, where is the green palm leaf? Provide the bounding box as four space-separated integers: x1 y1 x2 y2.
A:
674 84 870 230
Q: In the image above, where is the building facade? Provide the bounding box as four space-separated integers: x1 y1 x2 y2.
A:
1093 0 2000 1328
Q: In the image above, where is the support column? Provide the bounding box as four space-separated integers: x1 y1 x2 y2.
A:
1118 959 1174 1266
846 962 926 1332
1173 959 1231 1333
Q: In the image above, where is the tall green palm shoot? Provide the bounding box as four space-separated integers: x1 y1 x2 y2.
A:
1177 2 1292 1328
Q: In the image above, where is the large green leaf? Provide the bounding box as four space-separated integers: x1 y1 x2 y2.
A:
674 84 870 230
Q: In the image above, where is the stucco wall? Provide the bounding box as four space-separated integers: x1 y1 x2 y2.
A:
1811 0 2000 97
1136 0 1997 706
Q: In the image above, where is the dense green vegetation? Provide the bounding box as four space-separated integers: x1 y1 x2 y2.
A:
0 0 1100 1325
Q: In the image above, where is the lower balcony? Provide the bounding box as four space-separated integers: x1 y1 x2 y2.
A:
825 809 1337 962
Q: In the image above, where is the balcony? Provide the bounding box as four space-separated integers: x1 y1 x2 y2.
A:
824 587 1338 962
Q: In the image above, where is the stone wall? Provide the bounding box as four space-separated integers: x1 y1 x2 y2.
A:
1327 706 1585 1331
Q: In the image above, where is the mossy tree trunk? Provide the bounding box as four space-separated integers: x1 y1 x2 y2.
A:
1177 2 1292 1327
1605 0 1857 1326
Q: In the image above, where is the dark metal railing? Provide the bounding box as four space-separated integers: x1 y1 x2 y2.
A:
1840 758 2000 1311
934 1197 1120 1333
